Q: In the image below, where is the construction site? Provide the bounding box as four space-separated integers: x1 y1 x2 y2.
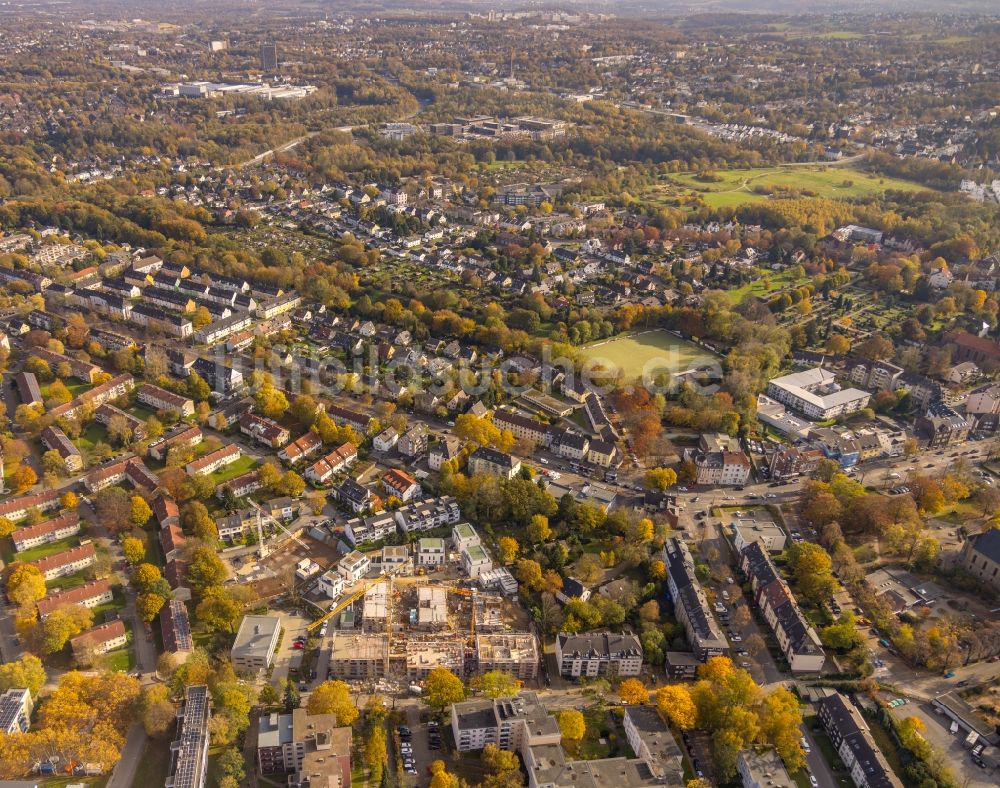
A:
315 574 540 685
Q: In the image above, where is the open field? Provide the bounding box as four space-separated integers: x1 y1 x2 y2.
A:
208 455 258 485
578 330 716 379
655 164 930 209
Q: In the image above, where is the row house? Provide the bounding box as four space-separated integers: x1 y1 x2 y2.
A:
394 496 461 533
345 512 398 546
40 424 83 472
137 383 195 417
740 543 825 673
217 508 257 541
160 522 186 562
304 443 358 484
326 403 374 433
817 694 903 788
85 456 138 492
148 425 203 462
256 292 302 320
126 459 161 492
468 447 522 480
555 631 643 678
32 542 97 581
663 537 728 660
11 512 81 553
493 409 548 445
186 444 242 476
278 431 323 465
95 403 148 441
71 620 128 662
239 412 291 448
381 468 422 502
0 489 61 522
87 328 136 353
160 598 194 657
36 578 113 619
216 469 262 500
153 496 180 530
49 372 134 422
88 290 132 320
194 312 254 345
13 371 43 407
29 347 101 383
129 304 193 338
143 286 195 313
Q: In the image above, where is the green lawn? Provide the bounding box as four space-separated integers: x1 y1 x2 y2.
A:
77 422 108 452
208 455 259 485
130 736 173 788
659 164 931 210
46 569 93 593
128 404 157 422
12 534 81 563
104 647 135 673
91 585 127 620
724 268 813 305
578 330 717 379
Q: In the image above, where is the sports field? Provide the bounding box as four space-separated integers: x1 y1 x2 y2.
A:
579 330 716 379
661 164 929 209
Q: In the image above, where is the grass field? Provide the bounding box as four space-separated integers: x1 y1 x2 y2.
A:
209 455 258 485
578 330 716 379
658 164 930 209
11 534 80 563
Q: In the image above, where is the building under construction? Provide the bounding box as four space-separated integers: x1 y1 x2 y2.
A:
322 578 540 684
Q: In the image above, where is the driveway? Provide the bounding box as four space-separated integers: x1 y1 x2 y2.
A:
270 609 310 688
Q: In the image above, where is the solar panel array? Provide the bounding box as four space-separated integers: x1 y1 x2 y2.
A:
168 685 210 788
168 600 193 651
0 690 28 733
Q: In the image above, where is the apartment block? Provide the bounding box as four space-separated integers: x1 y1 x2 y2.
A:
555 631 643 678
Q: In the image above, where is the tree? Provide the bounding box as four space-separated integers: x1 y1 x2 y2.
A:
558 709 585 741
514 558 544 591
137 593 167 622
0 654 46 695
11 464 37 493
133 563 164 593
0 517 14 538
656 685 697 730
258 461 282 493
122 536 145 565
280 470 306 498
291 395 320 427
130 496 153 526
482 743 521 787
825 334 851 355
307 680 359 725
187 546 228 593
41 604 93 653
429 761 459 788
192 306 212 330
786 542 836 605
472 670 521 699
364 726 387 784
140 684 177 738
42 449 67 476
527 513 552 542
618 678 650 705
497 536 519 565
182 501 218 542
424 667 466 711
195 587 245 634
60 490 78 510
107 414 134 446
255 378 289 419
758 687 805 773
187 372 211 402
6 564 46 606
95 486 132 532
645 467 678 491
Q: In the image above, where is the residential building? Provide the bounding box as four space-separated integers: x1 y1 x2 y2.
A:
461 542 493 579
336 477 373 513
325 403 373 433
161 599 194 656
622 706 684 783
417 537 447 567
468 446 522 479
451 691 561 753
231 615 280 673
40 425 83 472
555 631 643 678
305 443 357 484
338 550 371 583
345 512 397 546
475 632 540 679
731 514 787 554
817 693 903 788
737 749 796 788
373 428 399 452
318 570 345 600
48 373 135 422
766 368 871 420
428 437 462 470
957 528 1000 591
394 496 461 533
256 708 352 786
327 633 387 680
95 402 147 441
587 439 619 467
28 347 100 383
278 431 323 465
148 425 203 462
381 468 421 501
239 412 290 448
13 371 42 407
186 444 241 476
136 383 195 417
0 489 60 522
915 402 970 447
663 537 728 660
166 685 211 788
11 512 81 553
398 425 427 458
741 543 825 673
36 579 113 619
32 542 96 581
554 432 590 461
769 444 824 479
208 398 253 430
0 688 33 734
493 409 548 445
452 522 482 552
70 619 127 662
848 359 904 392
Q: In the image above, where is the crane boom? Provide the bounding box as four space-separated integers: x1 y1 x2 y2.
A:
308 572 388 633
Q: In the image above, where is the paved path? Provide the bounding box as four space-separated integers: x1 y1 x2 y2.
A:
106 724 148 788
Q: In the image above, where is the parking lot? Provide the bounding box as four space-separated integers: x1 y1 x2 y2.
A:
269 609 310 689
